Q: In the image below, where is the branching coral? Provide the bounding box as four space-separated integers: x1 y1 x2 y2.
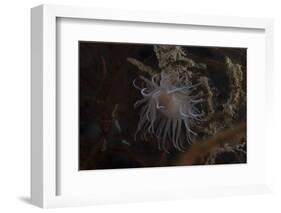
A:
178 121 246 165
205 141 246 164
154 45 206 72
199 76 215 115
223 57 244 118
127 57 157 76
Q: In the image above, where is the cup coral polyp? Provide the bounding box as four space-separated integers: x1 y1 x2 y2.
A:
134 71 204 152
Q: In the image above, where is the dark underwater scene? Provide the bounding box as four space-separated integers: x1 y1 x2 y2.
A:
79 41 247 170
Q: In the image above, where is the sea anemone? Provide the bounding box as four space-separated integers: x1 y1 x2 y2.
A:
133 70 204 152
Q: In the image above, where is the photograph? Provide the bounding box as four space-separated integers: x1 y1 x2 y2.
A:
79 41 247 170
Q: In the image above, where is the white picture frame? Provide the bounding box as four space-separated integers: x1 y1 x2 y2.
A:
31 4 274 208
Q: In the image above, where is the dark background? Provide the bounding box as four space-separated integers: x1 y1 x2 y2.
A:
79 41 247 170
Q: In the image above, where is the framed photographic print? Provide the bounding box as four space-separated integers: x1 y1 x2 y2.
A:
31 4 274 208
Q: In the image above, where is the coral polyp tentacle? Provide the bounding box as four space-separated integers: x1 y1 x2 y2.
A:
133 79 142 91
141 88 154 97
